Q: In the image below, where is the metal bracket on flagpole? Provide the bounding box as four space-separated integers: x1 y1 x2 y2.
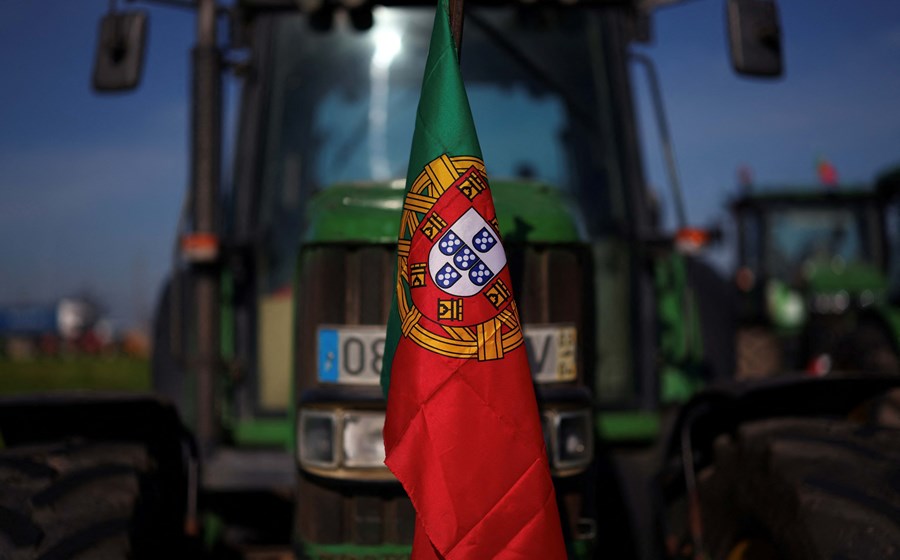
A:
449 0 465 59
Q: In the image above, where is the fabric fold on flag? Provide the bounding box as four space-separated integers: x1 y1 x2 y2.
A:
381 1 567 558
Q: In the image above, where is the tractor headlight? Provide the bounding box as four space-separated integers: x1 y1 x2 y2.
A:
297 407 392 480
766 280 806 327
813 290 851 314
298 409 338 469
342 411 387 468
543 408 593 474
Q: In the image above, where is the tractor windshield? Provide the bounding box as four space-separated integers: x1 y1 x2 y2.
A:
262 6 607 182
267 10 574 184
258 6 618 261
250 6 627 410
764 203 882 282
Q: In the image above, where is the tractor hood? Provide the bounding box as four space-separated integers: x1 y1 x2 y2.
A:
802 261 888 296
302 180 585 245
764 262 888 328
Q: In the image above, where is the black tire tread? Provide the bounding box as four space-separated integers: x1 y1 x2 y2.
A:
0 440 158 560
0 504 43 547
698 417 900 560
37 518 131 560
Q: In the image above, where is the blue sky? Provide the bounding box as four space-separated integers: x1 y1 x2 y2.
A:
634 1 900 231
0 1 193 328
1 1 899 328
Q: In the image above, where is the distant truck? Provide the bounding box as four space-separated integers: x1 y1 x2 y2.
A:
731 175 900 378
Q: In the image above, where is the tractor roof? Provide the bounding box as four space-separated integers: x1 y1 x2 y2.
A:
730 185 878 212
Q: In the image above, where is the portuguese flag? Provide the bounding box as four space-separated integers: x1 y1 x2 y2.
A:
380 0 567 558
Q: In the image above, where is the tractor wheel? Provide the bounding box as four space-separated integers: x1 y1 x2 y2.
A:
0 439 181 559
694 416 900 560
735 327 782 380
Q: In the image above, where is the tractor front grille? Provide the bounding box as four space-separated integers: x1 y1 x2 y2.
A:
292 242 594 547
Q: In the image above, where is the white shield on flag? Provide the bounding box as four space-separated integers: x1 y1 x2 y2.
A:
428 208 507 297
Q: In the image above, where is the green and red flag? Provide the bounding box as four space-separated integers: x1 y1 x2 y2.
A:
380 1 566 558
817 156 839 187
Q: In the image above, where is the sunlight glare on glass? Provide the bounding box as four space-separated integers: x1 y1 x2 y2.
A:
373 28 402 69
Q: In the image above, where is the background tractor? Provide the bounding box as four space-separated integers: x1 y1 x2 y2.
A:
731 174 900 379
654 170 900 559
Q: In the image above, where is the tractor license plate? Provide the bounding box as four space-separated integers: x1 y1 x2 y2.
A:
525 325 577 383
317 324 576 385
317 325 385 385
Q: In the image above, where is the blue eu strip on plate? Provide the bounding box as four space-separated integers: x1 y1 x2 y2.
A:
318 328 339 383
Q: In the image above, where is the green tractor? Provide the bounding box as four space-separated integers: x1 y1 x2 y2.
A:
125 0 743 557
652 174 900 560
2 0 899 559
731 179 900 379
145 1 737 557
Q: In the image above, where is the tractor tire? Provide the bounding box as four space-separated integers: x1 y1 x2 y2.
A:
695 417 900 560
735 327 783 380
0 439 180 560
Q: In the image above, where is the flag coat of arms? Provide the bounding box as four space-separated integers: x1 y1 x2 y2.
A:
381 1 567 558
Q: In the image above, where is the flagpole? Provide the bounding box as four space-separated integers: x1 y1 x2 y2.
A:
448 0 465 59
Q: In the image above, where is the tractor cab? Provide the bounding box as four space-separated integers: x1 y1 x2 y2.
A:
732 186 899 378
248 4 627 417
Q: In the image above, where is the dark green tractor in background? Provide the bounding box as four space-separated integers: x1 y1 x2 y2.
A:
731 173 900 379
654 172 900 560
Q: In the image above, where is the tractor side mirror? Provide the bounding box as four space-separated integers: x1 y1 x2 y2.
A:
92 11 148 92
726 0 783 78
